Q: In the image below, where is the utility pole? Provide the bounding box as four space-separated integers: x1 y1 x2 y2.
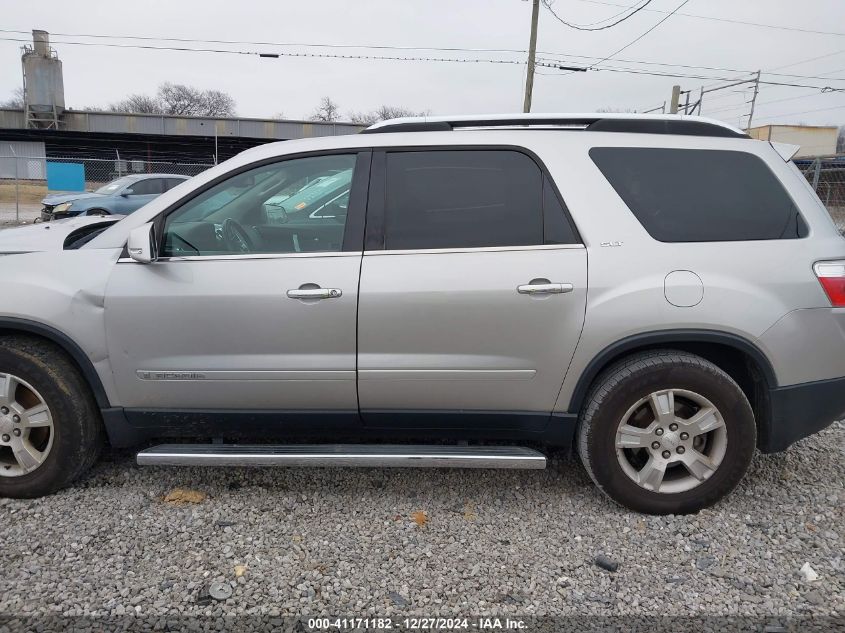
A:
746 70 761 130
523 0 540 113
669 85 681 114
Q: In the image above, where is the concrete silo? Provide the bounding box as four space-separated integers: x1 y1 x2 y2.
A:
22 30 65 129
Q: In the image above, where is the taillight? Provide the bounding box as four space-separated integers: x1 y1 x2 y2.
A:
814 261 845 307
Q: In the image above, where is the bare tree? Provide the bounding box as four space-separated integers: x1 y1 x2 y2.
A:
201 88 237 117
158 83 235 116
0 87 24 108
310 96 341 122
109 83 236 117
109 93 161 114
349 105 428 125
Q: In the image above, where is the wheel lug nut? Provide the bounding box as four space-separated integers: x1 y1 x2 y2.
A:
655 428 664 436
680 432 689 441
669 423 678 431
12 429 20 437
677 446 685 454
1 434 9 442
662 450 671 459
651 441 661 449
0 407 8 415
12 415 20 423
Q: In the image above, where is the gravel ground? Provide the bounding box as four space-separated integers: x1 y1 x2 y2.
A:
0 421 842 629
0 202 40 227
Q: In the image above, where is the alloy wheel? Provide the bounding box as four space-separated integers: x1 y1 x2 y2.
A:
614 388 728 494
0 373 54 477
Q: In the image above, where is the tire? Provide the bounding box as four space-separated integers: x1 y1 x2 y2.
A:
87 209 110 217
0 335 103 498
577 349 756 515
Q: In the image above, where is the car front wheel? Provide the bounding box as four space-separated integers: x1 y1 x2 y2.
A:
577 350 757 515
0 336 103 498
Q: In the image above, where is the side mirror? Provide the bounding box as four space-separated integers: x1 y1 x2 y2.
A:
121 189 133 197
127 222 158 263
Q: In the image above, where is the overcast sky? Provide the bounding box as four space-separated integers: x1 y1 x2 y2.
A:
1 0 843 128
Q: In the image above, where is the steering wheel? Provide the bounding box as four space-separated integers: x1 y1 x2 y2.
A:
222 218 255 253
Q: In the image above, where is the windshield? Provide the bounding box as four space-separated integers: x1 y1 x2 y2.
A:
95 177 136 194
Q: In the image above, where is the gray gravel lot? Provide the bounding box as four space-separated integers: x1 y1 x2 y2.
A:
0 422 842 626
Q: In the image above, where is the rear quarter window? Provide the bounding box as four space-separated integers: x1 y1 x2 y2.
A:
590 147 807 242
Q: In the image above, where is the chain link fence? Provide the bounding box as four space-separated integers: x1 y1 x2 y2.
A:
798 155 845 233
0 154 214 224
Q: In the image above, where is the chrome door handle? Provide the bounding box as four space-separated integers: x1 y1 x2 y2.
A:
517 283 573 295
286 288 342 299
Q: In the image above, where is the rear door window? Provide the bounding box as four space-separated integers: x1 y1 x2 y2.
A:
382 150 577 250
590 147 807 242
130 178 165 196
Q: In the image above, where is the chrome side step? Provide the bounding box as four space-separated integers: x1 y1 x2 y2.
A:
137 444 546 469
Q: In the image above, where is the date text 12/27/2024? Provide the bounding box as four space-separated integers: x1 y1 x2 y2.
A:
306 618 528 630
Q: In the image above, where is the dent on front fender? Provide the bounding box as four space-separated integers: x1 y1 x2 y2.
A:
0 248 123 406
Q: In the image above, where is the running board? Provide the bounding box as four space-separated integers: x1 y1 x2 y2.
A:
136 444 547 469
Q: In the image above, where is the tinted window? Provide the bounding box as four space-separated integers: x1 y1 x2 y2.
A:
129 178 164 195
164 178 186 191
384 150 544 250
590 147 806 242
162 154 357 257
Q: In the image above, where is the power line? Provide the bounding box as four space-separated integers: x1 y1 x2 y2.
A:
563 0 653 26
0 28 531 56
760 79 845 90
539 49 845 81
591 0 693 67
768 48 845 72
538 56 845 85
3 28 843 83
536 60 743 82
3 32 843 95
752 103 845 121
0 36 529 66
705 91 833 116
704 77 845 116
572 0 845 37
541 0 656 31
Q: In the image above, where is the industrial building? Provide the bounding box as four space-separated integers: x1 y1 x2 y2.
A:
0 30 363 170
748 124 840 158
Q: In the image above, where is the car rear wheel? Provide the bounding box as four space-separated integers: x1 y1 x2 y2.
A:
577 350 756 515
0 336 103 498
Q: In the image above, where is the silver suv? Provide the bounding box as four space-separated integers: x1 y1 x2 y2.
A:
1 113 843 515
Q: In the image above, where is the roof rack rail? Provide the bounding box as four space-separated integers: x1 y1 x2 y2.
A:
361 113 749 139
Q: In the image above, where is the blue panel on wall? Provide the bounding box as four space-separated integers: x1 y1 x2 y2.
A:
46 162 85 192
